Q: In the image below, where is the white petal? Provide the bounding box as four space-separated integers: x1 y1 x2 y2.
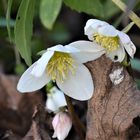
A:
46 87 67 112
64 45 80 53
68 40 104 52
98 24 118 37
72 51 104 63
118 31 136 58
57 64 94 101
17 63 50 92
31 51 54 77
106 45 125 62
46 97 57 112
51 88 67 108
67 41 105 63
48 44 80 53
84 19 108 40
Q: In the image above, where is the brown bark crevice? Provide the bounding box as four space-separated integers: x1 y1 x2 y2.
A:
86 55 140 140
0 74 45 138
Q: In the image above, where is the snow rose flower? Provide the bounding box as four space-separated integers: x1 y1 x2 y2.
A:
84 19 136 62
17 43 104 100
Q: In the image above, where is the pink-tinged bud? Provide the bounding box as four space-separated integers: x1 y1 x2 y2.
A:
52 111 72 140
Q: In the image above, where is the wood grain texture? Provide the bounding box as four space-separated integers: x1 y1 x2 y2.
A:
86 55 140 140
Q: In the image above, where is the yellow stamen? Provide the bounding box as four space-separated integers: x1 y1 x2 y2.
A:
94 34 119 52
47 52 75 82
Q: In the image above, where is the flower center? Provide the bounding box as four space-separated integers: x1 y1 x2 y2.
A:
47 52 75 82
93 34 119 52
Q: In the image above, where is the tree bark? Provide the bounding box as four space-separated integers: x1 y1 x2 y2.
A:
86 55 140 140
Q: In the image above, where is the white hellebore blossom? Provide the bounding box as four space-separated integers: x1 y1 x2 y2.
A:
84 19 136 62
46 86 67 112
52 111 72 140
17 43 105 100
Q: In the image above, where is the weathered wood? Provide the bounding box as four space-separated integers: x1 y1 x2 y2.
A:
86 55 140 140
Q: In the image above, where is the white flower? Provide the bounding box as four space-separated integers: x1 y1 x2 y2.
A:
46 86 67 112
52 111 72 140
84 19 136 62
17 43 104 101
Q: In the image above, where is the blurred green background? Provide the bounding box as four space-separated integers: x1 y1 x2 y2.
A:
0 0 140 88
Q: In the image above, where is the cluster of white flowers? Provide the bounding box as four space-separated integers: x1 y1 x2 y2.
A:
17 19 136 140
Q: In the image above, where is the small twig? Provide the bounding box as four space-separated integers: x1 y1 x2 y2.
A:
112 0 140 28
65 95 86 140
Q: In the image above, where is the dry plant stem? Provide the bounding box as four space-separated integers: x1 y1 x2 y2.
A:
65 95 86 140
112 0 140 28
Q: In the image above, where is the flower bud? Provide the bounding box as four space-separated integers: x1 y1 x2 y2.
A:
46 86 67 112
52 111 72 140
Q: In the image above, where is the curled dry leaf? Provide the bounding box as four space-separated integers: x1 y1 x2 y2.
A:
86 55 140 140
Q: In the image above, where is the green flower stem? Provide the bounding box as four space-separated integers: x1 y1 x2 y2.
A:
65 95 86 140
112 0 140 28
122 22 134 33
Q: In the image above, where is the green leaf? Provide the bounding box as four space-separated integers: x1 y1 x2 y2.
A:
63 0 104 18
6 0 13 42
14 0 35 66
102 0 120 19
40 0 62 30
